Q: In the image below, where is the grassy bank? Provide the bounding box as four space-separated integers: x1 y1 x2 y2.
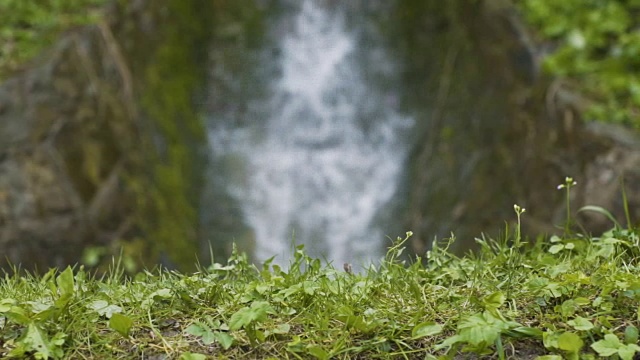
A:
1 188 639 359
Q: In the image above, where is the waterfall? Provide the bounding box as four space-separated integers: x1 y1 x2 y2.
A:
206 0 413 268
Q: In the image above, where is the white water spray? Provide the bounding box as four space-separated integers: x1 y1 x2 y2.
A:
207 0 413 267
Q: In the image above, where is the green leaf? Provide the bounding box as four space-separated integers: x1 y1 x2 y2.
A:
54 267 75 308
307 345 329 360
141 288 174 309
578 206 621 228
186 323 220 345
342 314 373 332
88 300 122 319
29 300 52 313
483 291 506 310
252 329 266 343
21 323 65 360
507 326 543 338
303 281 320 295
271 323 291 335
24 323 50 358
109 313 133 337
591 334 622 357
559 299 579 317
179 353 207 360
196 328 215 345
214 332 234 350
255 283 270 294
411 321 443 338
456 312 514 346
624 325 639 344
0 302 31 325
549 244 565 254
286 335 304 352
229 301 274 330
543 331 560 350
281 283 302 299
152 288 172 299
56 267 74 298
0 298 14 312
619 344 640 360
434 334 462 350
557 332 583 352
186 323 208 337
201 331 216 345
567 317 594 331
229 308 253 330
535 356 563 360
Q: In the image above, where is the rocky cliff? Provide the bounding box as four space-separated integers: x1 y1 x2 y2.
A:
1 0 637 270
0 0 211 271
393 0 640 253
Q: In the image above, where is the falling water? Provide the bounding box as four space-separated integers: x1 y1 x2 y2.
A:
206 1 413 267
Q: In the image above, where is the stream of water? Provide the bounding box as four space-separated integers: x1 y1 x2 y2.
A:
205 0 413 268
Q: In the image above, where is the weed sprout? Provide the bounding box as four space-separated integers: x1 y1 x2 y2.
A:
558 176 577 234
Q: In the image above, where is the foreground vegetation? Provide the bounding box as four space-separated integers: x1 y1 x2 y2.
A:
1 193 639 359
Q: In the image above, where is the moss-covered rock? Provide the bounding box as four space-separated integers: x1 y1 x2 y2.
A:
389 0 640 253
0 0 213 271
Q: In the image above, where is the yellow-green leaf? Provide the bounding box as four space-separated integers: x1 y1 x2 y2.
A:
412 321 443 338
109 313 133 337
558 332 583 353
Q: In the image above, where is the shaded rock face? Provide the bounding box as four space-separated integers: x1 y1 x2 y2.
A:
577 123 640 233
0 27 138 269
0 0 211 271
393 0 640 253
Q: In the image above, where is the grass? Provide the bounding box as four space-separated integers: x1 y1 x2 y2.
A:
1 201 639 359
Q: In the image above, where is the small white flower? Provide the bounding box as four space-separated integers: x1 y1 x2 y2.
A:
558 177 577 190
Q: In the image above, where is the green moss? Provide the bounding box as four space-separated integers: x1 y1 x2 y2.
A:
133 0 214 270
0 0 107 80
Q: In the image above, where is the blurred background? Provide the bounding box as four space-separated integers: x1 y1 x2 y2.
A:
0 0 638 273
